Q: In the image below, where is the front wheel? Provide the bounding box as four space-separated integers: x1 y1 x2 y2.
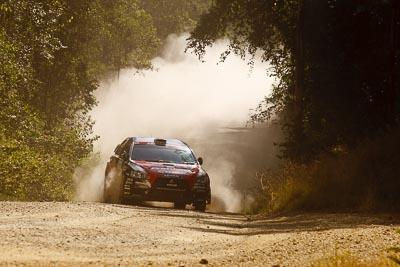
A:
103 170 123 204
194 201 206 212
174 202 186 209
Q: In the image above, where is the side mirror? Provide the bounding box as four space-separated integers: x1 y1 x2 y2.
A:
198 157 203 165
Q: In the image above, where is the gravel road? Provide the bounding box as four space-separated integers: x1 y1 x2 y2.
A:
0 202 399 266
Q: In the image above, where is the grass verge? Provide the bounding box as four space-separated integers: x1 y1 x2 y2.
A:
250 128 400 214
312 251 397 267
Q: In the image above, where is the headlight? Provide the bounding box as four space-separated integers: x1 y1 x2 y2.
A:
196 175 209 184
196 169 209 184
127 163 150 179
129 170 150 179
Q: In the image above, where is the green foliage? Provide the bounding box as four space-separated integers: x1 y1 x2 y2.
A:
188 0 296 78
0 0 189 201
95 0 160 73
139 0 211 40
189 0 400 162
0 0 211 201
0 95 86 201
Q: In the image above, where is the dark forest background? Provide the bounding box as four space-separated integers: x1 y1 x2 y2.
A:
188 0 400 212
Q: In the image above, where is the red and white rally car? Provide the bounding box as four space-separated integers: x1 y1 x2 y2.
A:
103 137 211 211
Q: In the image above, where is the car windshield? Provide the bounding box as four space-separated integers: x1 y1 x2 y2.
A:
131 144 196 164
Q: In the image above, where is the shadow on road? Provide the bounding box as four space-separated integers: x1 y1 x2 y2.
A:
108 201 400 236
156 210 400 236
188 213 400 236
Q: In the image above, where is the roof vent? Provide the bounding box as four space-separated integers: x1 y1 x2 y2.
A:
154 138 167 146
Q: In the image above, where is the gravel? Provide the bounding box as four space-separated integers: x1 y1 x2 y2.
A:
0 201 399 266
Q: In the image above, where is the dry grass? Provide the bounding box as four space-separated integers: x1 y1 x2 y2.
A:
312 251 398 267
250 128 400 214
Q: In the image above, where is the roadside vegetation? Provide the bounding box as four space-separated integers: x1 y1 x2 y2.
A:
0 0 210 201
250 128 400 214
387 230 400 265
188 0 400 214
313 230 400 267
313 252 396 267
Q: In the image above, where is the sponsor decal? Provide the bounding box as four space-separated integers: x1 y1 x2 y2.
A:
151 167 190 175
166 179 178 187
163 173 180 178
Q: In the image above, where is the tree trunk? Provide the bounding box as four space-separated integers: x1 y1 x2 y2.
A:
386 0 399 126
293 0 305 157
295 0 304 121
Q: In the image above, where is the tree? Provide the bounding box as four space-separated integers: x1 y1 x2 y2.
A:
0 0 162 200
97 0 160 76
188 0 400 161
139 0 212 40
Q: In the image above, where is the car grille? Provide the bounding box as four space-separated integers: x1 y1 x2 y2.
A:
153 177 189 191
149 177 191 202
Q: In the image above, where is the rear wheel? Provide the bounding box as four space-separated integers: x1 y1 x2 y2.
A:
194 201 206 212
174 202 186 209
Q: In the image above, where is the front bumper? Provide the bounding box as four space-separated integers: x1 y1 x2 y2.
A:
192 182 211 204
122 176 211 204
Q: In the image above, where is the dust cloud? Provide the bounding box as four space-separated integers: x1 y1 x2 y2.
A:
74 34 277 212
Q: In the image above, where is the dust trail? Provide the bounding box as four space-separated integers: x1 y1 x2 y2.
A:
74 34 274 212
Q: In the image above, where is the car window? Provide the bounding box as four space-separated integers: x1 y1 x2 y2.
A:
131 144 196 164
114 144 121 154
115 138 129 156
123 138 133 156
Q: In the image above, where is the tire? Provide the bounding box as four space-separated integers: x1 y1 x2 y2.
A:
174 202 186 209
103 178 110 203
194 201 206 212
103 170 123 204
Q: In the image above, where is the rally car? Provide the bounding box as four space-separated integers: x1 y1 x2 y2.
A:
103 137 211 211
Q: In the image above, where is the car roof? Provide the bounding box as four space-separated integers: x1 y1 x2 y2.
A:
131 137 187 147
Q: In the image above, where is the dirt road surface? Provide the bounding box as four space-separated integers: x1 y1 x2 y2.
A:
0 202 399 266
